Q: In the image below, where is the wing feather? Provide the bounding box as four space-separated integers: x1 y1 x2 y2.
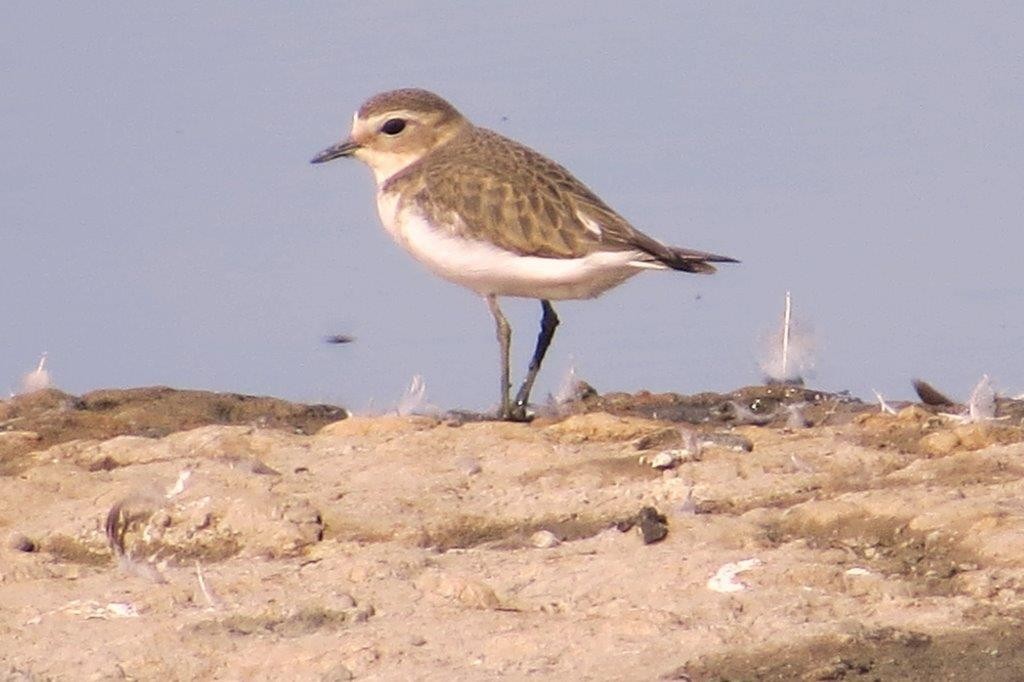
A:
385 126 737 272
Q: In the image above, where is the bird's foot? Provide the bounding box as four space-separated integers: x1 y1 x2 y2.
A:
498 402 533 423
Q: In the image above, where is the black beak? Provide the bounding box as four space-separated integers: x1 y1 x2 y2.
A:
310 139 360 164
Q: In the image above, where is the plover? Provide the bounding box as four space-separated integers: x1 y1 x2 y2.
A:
312 88 736 421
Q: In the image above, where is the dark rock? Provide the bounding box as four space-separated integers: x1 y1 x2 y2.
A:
616 506 669 544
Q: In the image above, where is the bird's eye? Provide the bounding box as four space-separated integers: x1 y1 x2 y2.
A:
380 118 406 135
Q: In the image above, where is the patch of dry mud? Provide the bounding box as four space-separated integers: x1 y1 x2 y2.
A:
3 387 1024 680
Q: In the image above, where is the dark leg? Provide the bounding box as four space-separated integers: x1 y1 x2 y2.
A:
512 300 560 418
486 295 513 419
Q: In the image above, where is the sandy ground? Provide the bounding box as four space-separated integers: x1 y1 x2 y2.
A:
3 386 1024 680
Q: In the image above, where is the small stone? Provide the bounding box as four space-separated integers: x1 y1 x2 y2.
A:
409 634 427 646
650 451 678 469
333 592 357 609
351 603 375 622
530 530 561 548
8 532 36 552
188 511 213 533
700 432 753 452
637 506 669 544
649 448 699 469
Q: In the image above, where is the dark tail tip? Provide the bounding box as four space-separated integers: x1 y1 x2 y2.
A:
664 247 739 274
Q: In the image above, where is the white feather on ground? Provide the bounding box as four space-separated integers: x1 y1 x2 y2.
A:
396 374 437 416
967 374 996 422
758 301 815 383
19 353 53 394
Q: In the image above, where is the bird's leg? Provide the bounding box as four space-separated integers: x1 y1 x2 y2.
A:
512 300 560 419
486 295 514 420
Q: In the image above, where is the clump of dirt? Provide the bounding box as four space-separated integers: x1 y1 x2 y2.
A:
40 534 113 567
679 623 1024 681
766 513 976 597
518 454 662 487
854 406 1024 456
574 384 869 426
191 606 357 638
0 387 347 471
416 511 655 551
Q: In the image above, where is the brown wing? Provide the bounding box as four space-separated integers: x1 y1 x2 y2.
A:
389 127 737 272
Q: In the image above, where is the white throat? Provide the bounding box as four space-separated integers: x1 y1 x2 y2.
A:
356 149 425 186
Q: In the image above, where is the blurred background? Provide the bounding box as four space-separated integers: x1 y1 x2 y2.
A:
3 3 1023 410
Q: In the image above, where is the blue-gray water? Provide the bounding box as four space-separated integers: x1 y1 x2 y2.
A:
4 3 1023 410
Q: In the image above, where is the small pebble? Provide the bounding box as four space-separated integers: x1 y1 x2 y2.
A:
650 451 678 469
150 510 172 528
637 507 669 544
530 530 561 548
649 448 699 469
700 433 754 452
351 603 375 623
8 532 36 553
333 592 357 609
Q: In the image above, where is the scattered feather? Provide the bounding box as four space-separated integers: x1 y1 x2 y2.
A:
679 427 703 458
541 360 596 417
27 600 140 624
789 454 815 473
166 469 192 499
676 488 698 516
872 390 898 415
758 292 815 384
707 558 763 593
967 374 996 422
551 361 581 406
784 403 811 428
19 353 53 394
105 498 168 584
939 374 1007 424
396 374 436 416
196 561 220 609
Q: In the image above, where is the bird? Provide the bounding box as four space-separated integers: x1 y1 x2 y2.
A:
311 88 736 421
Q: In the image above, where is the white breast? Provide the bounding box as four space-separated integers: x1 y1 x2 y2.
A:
375 191 654 300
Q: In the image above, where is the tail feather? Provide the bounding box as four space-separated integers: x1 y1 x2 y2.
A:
658 246 739 274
